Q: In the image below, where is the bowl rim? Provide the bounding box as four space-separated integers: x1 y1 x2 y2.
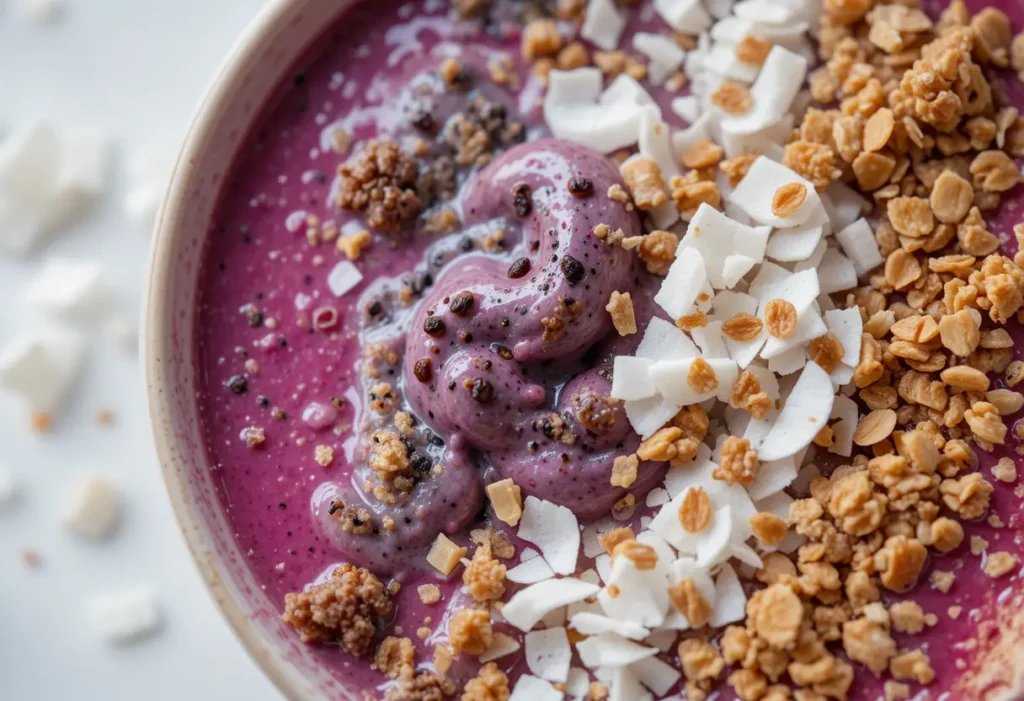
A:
143 0 308 698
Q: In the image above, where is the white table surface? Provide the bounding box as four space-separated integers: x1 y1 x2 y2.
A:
0 1 283 699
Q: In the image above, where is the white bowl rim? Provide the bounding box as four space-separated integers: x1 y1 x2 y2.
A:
144 1 318 698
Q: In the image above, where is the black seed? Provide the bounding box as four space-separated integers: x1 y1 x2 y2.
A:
447 381 456 391
560 255 585 285
412 111 435 131
459 236 475 252
367 300 384 317
327 500 342 515
424 315 446 337
413 358 433 383
528 440 539 451
449 291 475 316
460 331 474 343
513 183 532 217
226 376 248 395
508 257 531 279
568 177 594 197
490 343 514 360
468 378 495 403
257 395 270 408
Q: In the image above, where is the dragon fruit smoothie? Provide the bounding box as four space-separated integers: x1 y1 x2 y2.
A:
193 0 1024 698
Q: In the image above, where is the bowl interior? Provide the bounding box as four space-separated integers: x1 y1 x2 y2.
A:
144 1 361 699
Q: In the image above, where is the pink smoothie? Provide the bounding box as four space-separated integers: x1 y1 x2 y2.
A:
193 0 1024 697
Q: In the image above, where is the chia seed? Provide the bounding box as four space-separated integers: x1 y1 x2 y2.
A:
568 177 594 197
560 255 585 285
512 183 532 217
226 375 249 395
423 315 446 336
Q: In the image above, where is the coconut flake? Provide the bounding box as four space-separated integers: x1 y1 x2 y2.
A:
508 556 557 584
650 357 738 406
480 631 523 663
526 627 572 683
633 33 687 85
625 396 684 439
637 316 701 360
825 181 868 231
719 45 806 136
701 43 761 82
646 487 671 507
601 73 657 108
582 0 627 50
835 217 883 275
829 394 858 457
25 257 106 318
608 667 654 701
671 96 701 123
824 307 863 367
570 612 650 640
760 307 827 360
817 247 858 294
63 473 120 540
327 261 363 297
597 555 670 627
653 0 713 33
545 69 645 153
708 563 746 627
631 656 683 696
577 633 660 668
0 328 84 413
503 578 601 632
654 247 710 319
690 506 734 567
747 455 798 500
509 675 563 701
679 203 769 289
758 361 834 461
565 668 592 700
610 356 657 401
518 496 580 576
87 588 162 644
765 210 828 262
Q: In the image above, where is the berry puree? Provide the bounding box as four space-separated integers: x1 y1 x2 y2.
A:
195 0 1024 698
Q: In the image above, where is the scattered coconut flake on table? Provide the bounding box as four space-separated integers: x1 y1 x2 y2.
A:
25 258 106 318
0 328 84 414
0 469 18 510
63 473 121 540
86 588 162 644
17 0 66 24
327 260 362 297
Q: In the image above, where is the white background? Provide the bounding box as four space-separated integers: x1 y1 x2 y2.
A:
0 1 282 699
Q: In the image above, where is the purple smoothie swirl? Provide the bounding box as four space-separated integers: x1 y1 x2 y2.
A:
315 139 667 575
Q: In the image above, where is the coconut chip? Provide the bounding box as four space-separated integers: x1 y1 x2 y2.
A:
518 496 580 575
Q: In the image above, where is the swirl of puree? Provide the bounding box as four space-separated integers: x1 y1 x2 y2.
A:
317 139 668 575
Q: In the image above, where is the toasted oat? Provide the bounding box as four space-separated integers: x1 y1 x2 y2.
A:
605 291 637 336
682 138 725 170
734 35 773 65
621 157 668 210
679 486 713 533
719 153 760 187
750 513 788 547
714 436 759 485
863 108 895 152
930 517 965 553
772 182 808 218
723 312 764 341
985 551 1018 577
677 312 708 332
610 454 639 488
852 409 897 446
992 456 1017 482
687 358 719 394
598 527 635 553
710 80 753 115
417 584 441 605
930 171 975 224
638 427 684 462
764 299 797 339
638 229 679 275
612 539 659 570
808 333 845 374
669 577 713 627
521 19 562 61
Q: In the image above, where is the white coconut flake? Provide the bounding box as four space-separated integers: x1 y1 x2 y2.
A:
759 361 834 461
502 578 601 632
765 210 828 262
638 108 681 181
825 181 868 231
631 656 683 696
509 675 563 701
87 588 162 644
582 0 627 50
598 555 669 627
824 307 863 367
565 668 592 700
518 496 580 576
768 345 807 375
577 633 660 668
701 43 761 82
835 217 883 275
637 316 701 360
327 261 363 297
708 563 746 627
479 632 522 663
654 247 710 319
609 666 654 701
829 394 858 457
671 95 701 123
600 73 657 108
634 33 687 84
525 627 572 683
747 455 799 500
760 307 827 360
729 541 764 569
0 469 19 510
25 257 106 318
610 356 657 401
650 357 737 406
679 203 769 288
653 0 713 33
507 556 557 584
545 69 645 153
691 322 730 359
625 395 684 439
570 612 650 640
720 45 806 136
0 328 84 413
817 247 858 294
646 487 670 507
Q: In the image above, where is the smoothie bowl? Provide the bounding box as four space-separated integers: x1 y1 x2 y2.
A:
146 0 1024 699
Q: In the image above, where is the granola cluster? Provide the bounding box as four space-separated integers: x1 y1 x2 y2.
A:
336 139 422 234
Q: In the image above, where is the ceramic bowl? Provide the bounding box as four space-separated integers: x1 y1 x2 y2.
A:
144 1 360 699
